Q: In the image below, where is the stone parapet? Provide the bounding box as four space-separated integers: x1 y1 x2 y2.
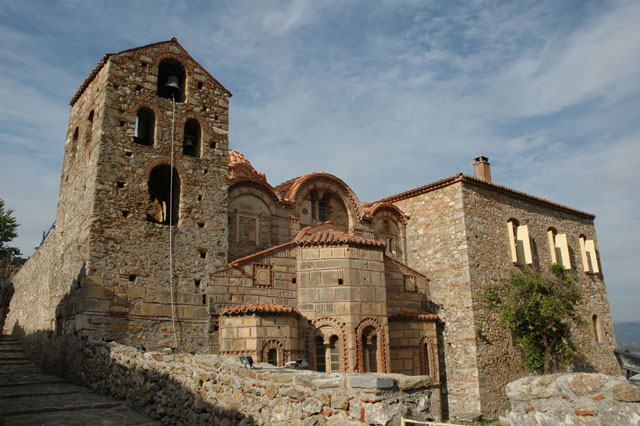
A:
18 334 440 426
506 373 640 425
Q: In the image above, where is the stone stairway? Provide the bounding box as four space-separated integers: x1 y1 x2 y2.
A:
0 335 159 425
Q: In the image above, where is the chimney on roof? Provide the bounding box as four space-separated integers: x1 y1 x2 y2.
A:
473 156 492 183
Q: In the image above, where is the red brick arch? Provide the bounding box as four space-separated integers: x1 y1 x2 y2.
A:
355 317 389 373
307 317 348 372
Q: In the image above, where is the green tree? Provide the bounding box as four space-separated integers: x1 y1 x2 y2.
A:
0 199 21 259
484 264 584 374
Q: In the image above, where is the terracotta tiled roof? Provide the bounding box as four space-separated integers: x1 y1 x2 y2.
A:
383 255 428 280
228 241 296 267
70 38 231 106
228 149 267 183
362 202 409 224
273 173 316 201
70 54 112 106
376 174 595 219
388 312 439 322
295 222 385 248
219 303 301 316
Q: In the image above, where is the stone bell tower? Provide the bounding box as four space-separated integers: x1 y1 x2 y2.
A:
51 39 231 352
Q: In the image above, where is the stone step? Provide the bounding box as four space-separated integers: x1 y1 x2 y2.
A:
3 405 160 426
0 373 64 387
0 364 42 374
0 392 125 416
0 382 86 398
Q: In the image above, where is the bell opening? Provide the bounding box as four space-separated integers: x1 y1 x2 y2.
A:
157 58 186 102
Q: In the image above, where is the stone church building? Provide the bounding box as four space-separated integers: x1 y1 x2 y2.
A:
4 39 619 418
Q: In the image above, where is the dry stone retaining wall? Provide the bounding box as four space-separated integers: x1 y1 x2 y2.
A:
18 334 439 426
506 373 640 425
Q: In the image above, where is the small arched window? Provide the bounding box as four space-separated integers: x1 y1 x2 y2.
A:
134 107 155 146
592 314 603 343
362 327 378 373
329 335 340 372
267 348 277 365
157 58 186 102
70 127 79 156
183 119 201 157
423 343 430 376
84 110 94 144
147 165 180 225
315 336 326 372
507 218 532 265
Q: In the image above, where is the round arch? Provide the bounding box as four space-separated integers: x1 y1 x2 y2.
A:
355 317 388 373
307 317 348 372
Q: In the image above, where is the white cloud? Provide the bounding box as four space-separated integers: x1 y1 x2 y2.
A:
0 0 638 321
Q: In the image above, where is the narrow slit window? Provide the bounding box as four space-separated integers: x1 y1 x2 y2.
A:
315 336 326 372
183 118 201 157
134 107 155 146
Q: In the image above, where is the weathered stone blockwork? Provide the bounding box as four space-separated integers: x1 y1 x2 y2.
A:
4 39 619 422
461 181 619 415
506 373 640 426
19 335 440 425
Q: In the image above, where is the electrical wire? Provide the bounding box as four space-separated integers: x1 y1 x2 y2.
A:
169 93 178 350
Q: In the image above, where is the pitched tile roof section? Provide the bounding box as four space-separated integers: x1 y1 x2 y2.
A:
376 173 595 219
295 223 385 248
388 312 439 322
70 38 231 106
70 54 111 106
273 173 317 201
362 202 410 224
384 255 429 280
228 241 296 267
219 303 301 317
228 149 267 183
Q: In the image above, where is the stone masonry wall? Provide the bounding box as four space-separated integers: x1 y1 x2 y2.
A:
82 41 230 353
461 182 620 416
506 373 640 426
393 182 481 420
4 54 109 338
18 334 440 426
297 244 389 373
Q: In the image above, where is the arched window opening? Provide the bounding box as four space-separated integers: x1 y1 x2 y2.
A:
84 110 94 144
507 218 532 265
70 127 79 156
147 165 180 225
134 107 155 146
310 190 329 221
183 119 201 157
592 314 603 343
363 326 378 373
267 348 277 365
157 58 186 102
315 336 326 372
329 335 340 372
423 343 430 376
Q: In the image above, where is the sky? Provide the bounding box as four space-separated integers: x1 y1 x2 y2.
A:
0 0 639 322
